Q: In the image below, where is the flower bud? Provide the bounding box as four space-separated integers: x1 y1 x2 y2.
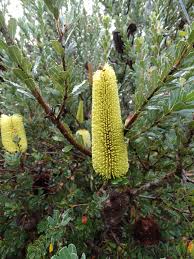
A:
76 129 91 148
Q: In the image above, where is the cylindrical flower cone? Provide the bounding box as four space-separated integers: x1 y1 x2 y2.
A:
92 63 129 179
1 114 27 153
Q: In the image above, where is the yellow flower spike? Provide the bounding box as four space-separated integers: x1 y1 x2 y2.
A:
92 63 129 179
76 129 91 148
76 99 84 124
49 243 53 253
188 241 194 254
1 114 27 153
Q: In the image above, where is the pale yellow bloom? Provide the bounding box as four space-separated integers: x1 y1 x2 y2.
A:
92 64 129 179
1 114 27 153
76 129 91 148
49 243 53 253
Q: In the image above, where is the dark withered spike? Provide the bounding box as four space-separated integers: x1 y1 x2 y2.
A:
127 23 137 37
113 31 124 54
133 216 161 246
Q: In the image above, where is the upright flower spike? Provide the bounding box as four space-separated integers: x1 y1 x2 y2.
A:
1 114 27 153
92 63 129 179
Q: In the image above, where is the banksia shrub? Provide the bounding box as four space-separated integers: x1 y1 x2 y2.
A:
1 114 27 153
76 129 91 148
92 64 129 179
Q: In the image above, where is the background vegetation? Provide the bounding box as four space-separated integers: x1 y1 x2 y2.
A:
0 0 194 258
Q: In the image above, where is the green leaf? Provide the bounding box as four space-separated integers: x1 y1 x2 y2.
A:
7 45 32 72
49 63 67 88
61 216 71 226
0 11 5 28
13 68 36 90
188 29 194 44
8 45 23 66
173 102 194 111
51 40 64 55
13 68 29 81
68 244 77 255
3 79 34 98
80 254 86 259
22 57 32 73
71 80 87 96
59 247 71 259
43 0 59 19
0 40 8 51
24 78 36 90
8 18 17 40
62 145 73 153
185 90 194 102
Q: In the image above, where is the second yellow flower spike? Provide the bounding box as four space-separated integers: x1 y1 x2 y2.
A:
1 114 27 153
49 243 54 253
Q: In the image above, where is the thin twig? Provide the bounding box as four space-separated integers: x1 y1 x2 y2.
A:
0 22 91 157
55 20 69 120
131 171 175 196
128 141 149 170
31 88 91 156
124 44 192 132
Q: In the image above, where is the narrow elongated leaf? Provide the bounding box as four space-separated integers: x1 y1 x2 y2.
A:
8 45 22 66
7 45 32 72
44 0 59 19
0 40 8 51
51 40 64 55
8 18 17 40
71 80 87 95
0 11 5 28
3 79 34 98
24 78 36 90
188 29 194 44
13 68 36 90
185 90 194 102
22 57 32 73
13 68 29 81
172 102 194 111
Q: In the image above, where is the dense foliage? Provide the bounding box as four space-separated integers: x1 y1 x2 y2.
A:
0 0 194 258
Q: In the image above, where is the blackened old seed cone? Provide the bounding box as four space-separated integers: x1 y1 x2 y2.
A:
133 216 161 246
32 173 50 195
102 191 129 226
127 23 137 36
112 31 124 54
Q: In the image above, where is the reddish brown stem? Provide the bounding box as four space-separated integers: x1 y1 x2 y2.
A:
32 88 91 157
124 44 192 132
130 171 175 196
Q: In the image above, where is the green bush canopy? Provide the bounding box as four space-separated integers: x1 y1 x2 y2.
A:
0 0 194 258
